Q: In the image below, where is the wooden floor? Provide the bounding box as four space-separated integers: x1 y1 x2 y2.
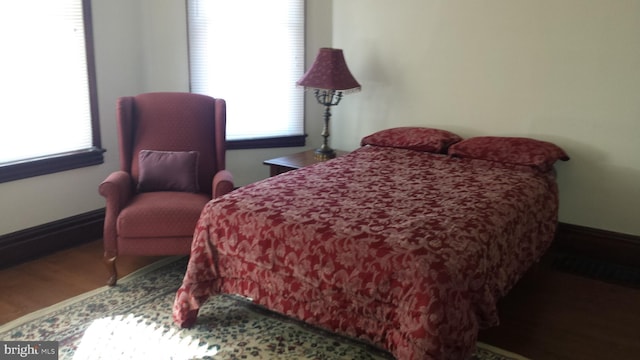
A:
478 257 640 359
0 240 163 326
1 240 639 360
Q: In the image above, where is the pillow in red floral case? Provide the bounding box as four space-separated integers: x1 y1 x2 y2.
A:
360 127 463 154
447 136 570 171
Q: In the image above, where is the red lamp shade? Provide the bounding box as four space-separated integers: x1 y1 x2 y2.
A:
297 48 361 92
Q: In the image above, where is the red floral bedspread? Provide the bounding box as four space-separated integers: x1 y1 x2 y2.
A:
173 146 560 360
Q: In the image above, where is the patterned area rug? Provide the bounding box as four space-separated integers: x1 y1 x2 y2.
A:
0 257 528 360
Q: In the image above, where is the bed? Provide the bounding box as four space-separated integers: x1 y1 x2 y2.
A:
172 128 569 359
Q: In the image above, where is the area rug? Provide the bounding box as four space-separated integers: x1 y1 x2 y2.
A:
0 257 529 360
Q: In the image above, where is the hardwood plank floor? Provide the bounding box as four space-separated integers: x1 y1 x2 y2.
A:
478 257 640 359
0 240 164 325
1 240 639 359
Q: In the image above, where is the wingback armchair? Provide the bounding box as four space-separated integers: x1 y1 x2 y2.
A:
99 92 233 285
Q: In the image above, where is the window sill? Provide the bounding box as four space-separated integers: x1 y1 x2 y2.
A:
227 135 307 150
0 147 106 184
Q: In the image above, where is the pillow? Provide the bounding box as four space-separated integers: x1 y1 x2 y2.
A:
137 150 200 192
447 136 569 171
360 127 463 153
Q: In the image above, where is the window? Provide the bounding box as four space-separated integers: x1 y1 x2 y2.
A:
0 0 102 183
187 0 306 149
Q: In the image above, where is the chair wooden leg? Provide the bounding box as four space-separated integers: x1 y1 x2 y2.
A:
104 255 118 286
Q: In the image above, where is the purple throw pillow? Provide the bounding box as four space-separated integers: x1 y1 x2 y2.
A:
137 150 200 192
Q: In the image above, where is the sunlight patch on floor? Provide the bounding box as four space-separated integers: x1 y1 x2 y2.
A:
73 315 217 359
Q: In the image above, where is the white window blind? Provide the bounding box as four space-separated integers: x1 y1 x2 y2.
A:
187 0 305 141
0 0 93 164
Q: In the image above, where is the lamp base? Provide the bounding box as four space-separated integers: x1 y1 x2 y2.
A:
314 148 336 160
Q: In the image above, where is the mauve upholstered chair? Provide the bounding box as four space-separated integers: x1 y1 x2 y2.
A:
99 92 233 286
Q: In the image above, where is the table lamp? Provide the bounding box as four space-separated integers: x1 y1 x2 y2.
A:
297 48 361 159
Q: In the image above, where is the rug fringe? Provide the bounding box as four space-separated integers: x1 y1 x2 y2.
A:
476 342 531 360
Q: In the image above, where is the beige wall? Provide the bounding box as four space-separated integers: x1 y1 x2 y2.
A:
1 0 638 237
330 0 640 236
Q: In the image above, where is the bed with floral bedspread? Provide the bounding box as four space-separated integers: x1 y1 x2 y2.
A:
173 130 568 360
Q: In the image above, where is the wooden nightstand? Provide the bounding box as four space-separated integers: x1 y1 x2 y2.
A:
263 149 348 177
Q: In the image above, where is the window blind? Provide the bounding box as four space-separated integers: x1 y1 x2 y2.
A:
0 0 93 164
187 0 305 141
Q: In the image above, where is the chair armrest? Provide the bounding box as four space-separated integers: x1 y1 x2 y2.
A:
99 171 134 260
212 170 234 198
99 171 134 209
